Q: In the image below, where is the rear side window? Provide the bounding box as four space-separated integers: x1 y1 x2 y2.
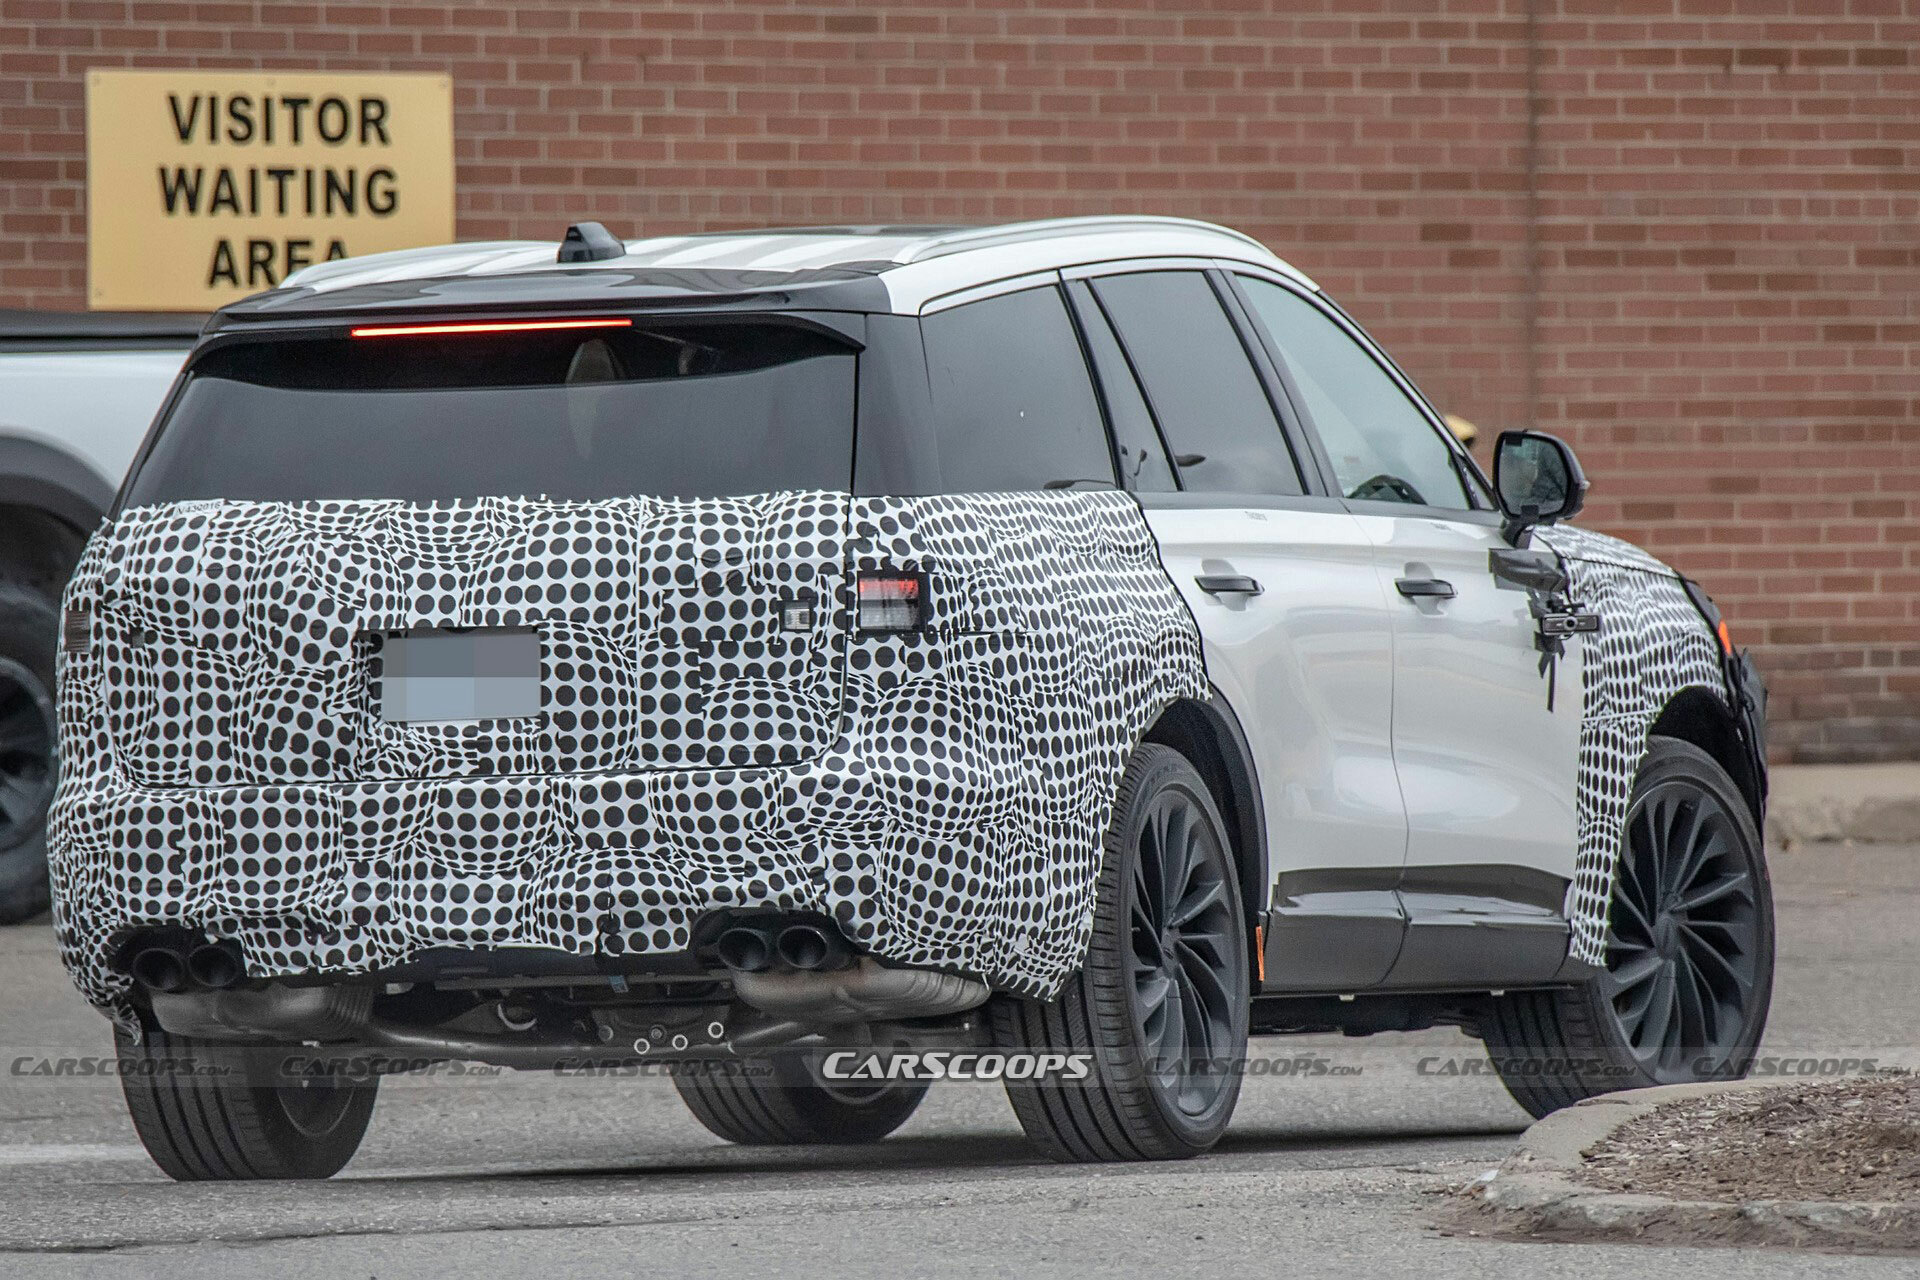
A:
123 321 856 506
1089 271 1303 496
919 286 1115 492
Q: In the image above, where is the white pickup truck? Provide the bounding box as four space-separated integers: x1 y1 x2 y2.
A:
0 311 197 920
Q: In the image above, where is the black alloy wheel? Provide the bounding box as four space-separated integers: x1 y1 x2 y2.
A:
1129 782 1244 1122
1605 772 1764 1073
1481 737 1775 1119
992 743 1250 1161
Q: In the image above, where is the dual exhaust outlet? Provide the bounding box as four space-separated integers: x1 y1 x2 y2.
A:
127 939 245 993
713 920 851 974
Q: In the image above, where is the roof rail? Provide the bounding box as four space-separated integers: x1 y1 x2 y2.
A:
891 216 1272 265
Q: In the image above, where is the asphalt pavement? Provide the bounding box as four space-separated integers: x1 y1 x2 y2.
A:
0 841 1913 1277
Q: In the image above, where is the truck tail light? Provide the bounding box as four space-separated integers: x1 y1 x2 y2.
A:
855 571 928 633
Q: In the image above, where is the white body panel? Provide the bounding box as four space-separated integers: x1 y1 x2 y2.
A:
279 217 1319 312
0 348 187 493
1144 503 1407 880
1350 510 1581 883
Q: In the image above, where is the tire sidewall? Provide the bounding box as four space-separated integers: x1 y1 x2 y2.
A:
1093 745 1250 1150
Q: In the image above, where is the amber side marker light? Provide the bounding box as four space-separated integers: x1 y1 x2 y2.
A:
1717 619 1734 656
348 317 633 338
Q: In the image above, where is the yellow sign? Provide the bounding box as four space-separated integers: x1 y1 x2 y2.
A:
86 69 454 311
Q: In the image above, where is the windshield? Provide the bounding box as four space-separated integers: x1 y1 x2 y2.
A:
122 321 858 506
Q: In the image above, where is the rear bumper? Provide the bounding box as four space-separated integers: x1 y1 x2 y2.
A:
50 489 1211 1020
48 752 1101 1014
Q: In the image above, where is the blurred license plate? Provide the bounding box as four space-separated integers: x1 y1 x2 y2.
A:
378 628 541 723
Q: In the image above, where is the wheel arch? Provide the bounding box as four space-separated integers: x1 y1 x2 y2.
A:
1141 690 1267 975
1647 685 1764 832
0 434 110 582
0 435 104 589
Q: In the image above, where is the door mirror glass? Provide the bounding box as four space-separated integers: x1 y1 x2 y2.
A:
1493 430 1587 533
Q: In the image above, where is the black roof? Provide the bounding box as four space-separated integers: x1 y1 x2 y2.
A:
209 265 895 331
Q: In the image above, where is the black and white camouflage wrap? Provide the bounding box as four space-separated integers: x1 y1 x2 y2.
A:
49 490 1207 1018
1534 524 1729 966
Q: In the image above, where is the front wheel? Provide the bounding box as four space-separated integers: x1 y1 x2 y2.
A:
117 1027 379 1180
992 743 1250 1161
1484 736 1775 1118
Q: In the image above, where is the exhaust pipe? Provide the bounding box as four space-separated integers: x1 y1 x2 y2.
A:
775 923 850 972
129 947 189 993
714 925 774 973
186 942 244 990
732 958 989 1024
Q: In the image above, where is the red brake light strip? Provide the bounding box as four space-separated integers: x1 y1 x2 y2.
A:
349 317 633 338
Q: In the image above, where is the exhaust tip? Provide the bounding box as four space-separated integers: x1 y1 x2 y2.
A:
186 942 244 990
775 923 849 972
130 948 189 993
714 926 774 973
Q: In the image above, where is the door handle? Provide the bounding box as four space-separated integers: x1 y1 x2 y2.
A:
1195 574 1262 596
1395 576 1455 600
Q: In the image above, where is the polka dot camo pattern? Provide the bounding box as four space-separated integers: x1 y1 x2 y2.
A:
49 490 1206 1018
1534 524 1730 966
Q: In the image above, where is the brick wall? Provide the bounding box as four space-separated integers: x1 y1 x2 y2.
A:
1 0 1915 760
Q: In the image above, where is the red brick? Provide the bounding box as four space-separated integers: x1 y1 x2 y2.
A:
0 0 1912 760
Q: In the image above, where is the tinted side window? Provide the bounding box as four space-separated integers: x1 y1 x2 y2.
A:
1089 271 1302 496
920 286 1115 492
1065 281 1177 493
1238 277 1470 510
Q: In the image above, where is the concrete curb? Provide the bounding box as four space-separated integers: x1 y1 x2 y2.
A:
1459 1081 1920 1253
1769 763 1920 846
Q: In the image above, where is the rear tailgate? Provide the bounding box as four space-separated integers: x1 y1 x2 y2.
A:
88 492 852 785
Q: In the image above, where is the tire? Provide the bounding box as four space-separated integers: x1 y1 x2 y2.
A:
0 583 60 925
991 742 1249 1162
1485 736 1775 1119
673 1050 930 1145
116 1026 379 1180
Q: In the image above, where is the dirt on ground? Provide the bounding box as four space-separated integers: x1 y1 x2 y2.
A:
1579 1074 1920 1203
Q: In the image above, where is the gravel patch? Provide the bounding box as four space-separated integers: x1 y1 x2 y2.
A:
1579 1075 1919 1204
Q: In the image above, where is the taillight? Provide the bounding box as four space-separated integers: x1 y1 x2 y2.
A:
348 317 632 338
856 571 928 633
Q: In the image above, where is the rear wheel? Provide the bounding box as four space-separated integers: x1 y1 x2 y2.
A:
673 1049 929 1145
116 1027 379 1180
0 584 59 925
991 743 1249 1161
1485 737 1774 1118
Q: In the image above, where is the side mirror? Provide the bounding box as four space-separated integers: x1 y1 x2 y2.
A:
1493 429 1588 544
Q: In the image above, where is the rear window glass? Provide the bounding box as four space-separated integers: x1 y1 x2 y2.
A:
123 322 857 506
